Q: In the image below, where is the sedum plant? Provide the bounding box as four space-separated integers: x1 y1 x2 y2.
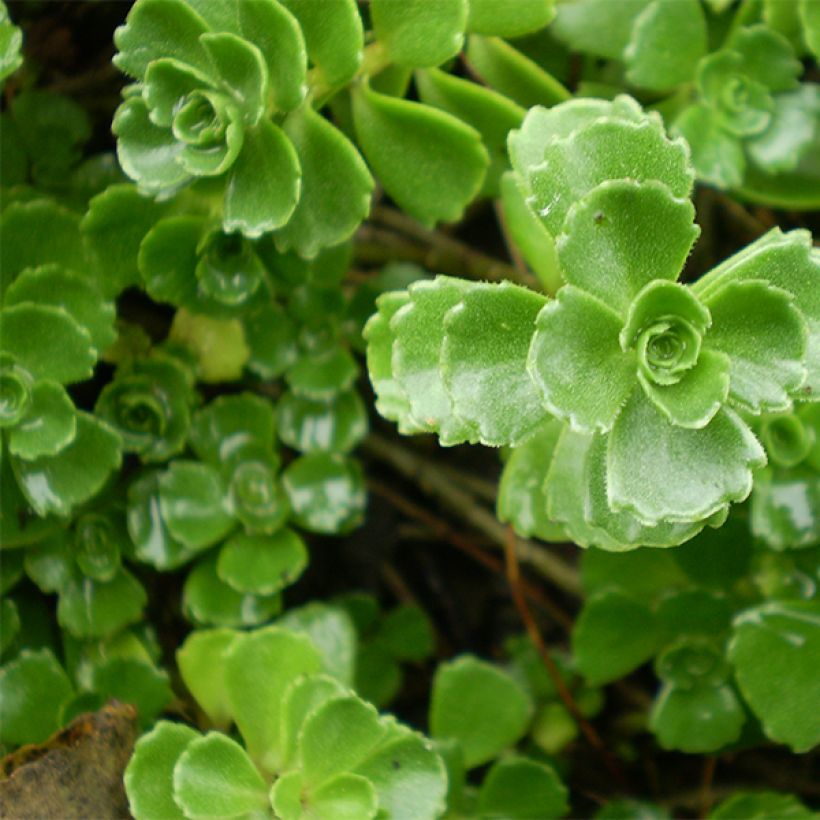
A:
366 95 819 550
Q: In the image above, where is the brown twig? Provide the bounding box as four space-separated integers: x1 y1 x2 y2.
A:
503 525 630 792
363 434 581 596
699 756 717 818
369 481 573 630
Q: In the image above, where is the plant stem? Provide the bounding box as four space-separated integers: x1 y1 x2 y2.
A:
699 756 717 818
363 434 581 596
309 40 391 109
503 525 630 792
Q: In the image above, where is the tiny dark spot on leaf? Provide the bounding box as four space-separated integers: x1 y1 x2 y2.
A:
391 759 401 770
593 211 606 224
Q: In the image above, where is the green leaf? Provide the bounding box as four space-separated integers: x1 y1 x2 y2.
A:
300 696 385 785
673 103 745 189
276 388 367 454
1 304 95 385
581 543 685 598
143 57 213 128
278 602 358 685
173 733 268 819
138 215 203 307
12 412 122 517
276 104 373 259
711 791 815 820
476 757 568 819
650 680 745 753
430 656 533 769
128 470 199 570
528 286 636 433
497 418 567 542
91 657 173 729
751 465 820 550
607 391 765 524
376 605 435 663
73 511 125 582
467 0 554 37
552 0 649 61
57 567 147 639
217 529 308 596
352 730 448 820
125 721 200 820
465 35 570 109
285 347 358 401
352 83 488 227
730 600 820 752
283 453 366 535
0 1 22 83
224 626 323 772
237 0 306 113
200 32 269 126
223 120 300 237
279 0 362 86
624 0 706 91
183 553 282 628
0 200 89 293
113 97 190 192
728 24 802 93
673 513 751 587
371 0 466 68
158 460 234 549
189 392 276 467
0 648 73 746
703 280 807 413
243 301 299 379
8 380 76 460
177 628 240 729
555 180 698 314
573 591 660 684
802 0 820 58
113 0 211 79
310 774 378 820
442 281 549 446
528 113 694 237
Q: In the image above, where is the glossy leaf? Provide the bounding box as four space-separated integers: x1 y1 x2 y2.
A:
730 600 820 752
125 721 200 820
276 388 367 454
283 453 366 534
430 656 533 769
8 380 76 460
476 757 568 819
468 0 554 37
217 529 308 596
352 83 488 227
174 733 268 818
285 347 358 400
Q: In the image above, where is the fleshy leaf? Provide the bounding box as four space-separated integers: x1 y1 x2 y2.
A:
276 388 367 454
703 280 807 413
673 103 745 189
223 120 300 237
277 104 373 259
528 286 636 433
572 591 660 684
12 412 122 517
283 453 366 535
711 791 815 820
442 281 548 446
309 774 378 820
177 628 240 729
607 390 765 524
173 733 268 818
217 529 308 596
476 757 568 820
0 648 73 746
430 656 533 769
352 83 488 227
750 465 820 551
285 347 358 400
8 380 76 460
551 0 649 61
391 277 474 443
279 0 362 86
556 180 698 313
371 0 467 68
224 626 322 772
125 721 200 820
467 0 554 36
158 460 234 549
730 600 820 752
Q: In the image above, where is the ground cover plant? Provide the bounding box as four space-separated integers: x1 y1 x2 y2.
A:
0 0 819 817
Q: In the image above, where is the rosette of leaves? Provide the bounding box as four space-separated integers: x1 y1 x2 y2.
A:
21 511 147 644
751 403 820 550
125 624 448 820
0 624 171 749
428 655 569 818
366 96 820 549
112 0 374 249
673 25 819 195
0 200 122 522
0 0 22 85
571 528 820 753
550 0 707 92
96 351 198 463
